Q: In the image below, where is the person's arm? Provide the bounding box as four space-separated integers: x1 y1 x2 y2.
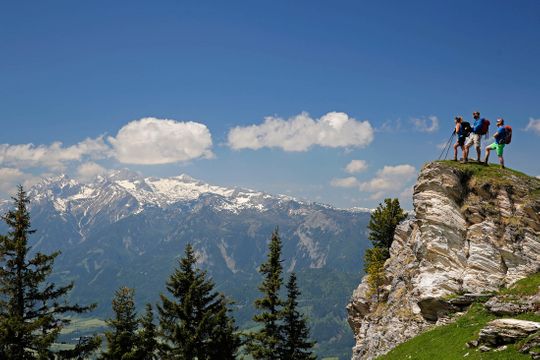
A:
455 123 460 134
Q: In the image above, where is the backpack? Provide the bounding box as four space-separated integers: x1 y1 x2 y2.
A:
460 122 472 137
504 125 512 144
475 118 490 135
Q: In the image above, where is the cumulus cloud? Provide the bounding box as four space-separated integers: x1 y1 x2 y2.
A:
358 164 416 200
108 118 214 164
330 177 360 188
0 168 41 197
227 112 374 151
410 116 439 133
0 137 110 171
330 164 417 201
525 118 540 135
345 160 368 174
376 119 402 133
77 162 108 182
399 186 414 200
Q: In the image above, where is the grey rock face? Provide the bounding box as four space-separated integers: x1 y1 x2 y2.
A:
478 319 540 346
484 293 540 316
347 162 540 359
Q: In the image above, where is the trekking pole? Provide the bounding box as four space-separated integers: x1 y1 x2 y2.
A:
438 131 455 160
443 132 455 160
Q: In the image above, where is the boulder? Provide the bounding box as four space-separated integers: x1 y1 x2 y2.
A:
484 293 540 316
478 319 540 347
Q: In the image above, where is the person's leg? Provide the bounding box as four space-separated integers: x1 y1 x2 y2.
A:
484 143 498 165
475 146 481 162
464 136 473 162
453 142 459 161
484 146 491 164
496 144 505 169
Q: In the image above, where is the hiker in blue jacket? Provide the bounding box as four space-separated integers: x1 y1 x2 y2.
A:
464 111 486 163
484 118 506 169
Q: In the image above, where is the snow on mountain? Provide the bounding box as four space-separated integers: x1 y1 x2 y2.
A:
14 170 303 219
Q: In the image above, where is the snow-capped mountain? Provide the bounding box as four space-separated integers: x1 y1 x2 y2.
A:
30 170 288 215
0 171 372 358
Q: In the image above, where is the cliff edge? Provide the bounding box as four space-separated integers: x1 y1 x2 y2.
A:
347 161 540 359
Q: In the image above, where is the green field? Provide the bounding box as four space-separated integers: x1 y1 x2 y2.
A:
378 273 540 360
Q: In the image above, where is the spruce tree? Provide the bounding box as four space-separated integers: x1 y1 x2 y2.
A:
205 296 241 360
0 186 99 359
136 303 158 360
363 247 388 299
279 272 316 360
101 286 139 360
367 198 407 251
157 243 239 359
364 198 406 297
247 228 284 360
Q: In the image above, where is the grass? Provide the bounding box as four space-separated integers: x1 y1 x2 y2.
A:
377 272 540 360
500 272 540 297
60 317 107 335
437 160 538 186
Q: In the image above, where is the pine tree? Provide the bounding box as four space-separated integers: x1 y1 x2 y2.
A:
247 228 284 360
101 286 139 360
135 303 158 360
364 198 406 298
363 247 388 299
367 198 407 251
205 296 241 360
0 186 100 359
279 273 316 360
157 243 240 359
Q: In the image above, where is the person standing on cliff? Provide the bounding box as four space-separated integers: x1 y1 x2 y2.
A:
453 116 466 161
463 111 483 162
484 118 506 169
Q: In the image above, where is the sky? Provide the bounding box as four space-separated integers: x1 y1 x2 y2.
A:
1 0 540 209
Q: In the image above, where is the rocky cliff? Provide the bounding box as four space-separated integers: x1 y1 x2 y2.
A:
347 161 540 359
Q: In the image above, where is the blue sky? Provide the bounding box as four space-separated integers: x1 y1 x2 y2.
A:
1 0 540 209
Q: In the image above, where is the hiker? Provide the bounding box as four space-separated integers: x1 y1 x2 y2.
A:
484 118 508 169
464 111 489 162
453 116 467 161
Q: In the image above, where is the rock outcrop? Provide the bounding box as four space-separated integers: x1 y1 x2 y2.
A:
347 162 540 359
477 319 540 346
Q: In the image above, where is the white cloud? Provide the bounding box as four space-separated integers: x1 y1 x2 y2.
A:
345 160 368 174
108 118 213 164
525 118 540 135
330 164 417 201
0 168 41 197
330 177 360 188
399 186 414 200
358 164 417 197
376 119 402 133
410 116 439 133
77 162 108 182
227 112 374 151
0 137 110 171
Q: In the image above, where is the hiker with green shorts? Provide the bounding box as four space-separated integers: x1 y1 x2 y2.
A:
484 118 506 169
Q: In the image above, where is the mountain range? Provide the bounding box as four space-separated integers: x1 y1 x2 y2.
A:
0 170 372 359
